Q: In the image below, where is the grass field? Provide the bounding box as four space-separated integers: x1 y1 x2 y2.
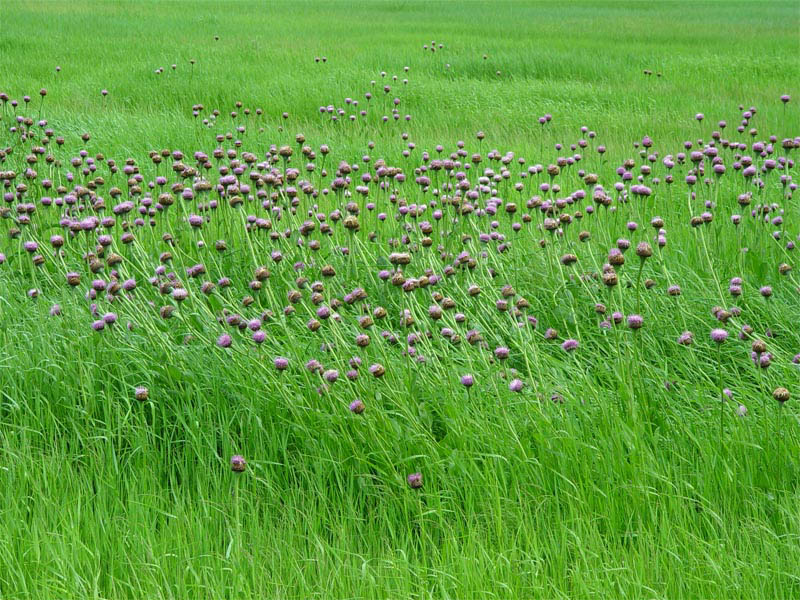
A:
1 1 800 598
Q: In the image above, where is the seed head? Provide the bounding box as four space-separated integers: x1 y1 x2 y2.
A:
773 387 790 403
635 242 653 259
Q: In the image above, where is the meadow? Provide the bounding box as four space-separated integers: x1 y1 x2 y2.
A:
1 1 799 598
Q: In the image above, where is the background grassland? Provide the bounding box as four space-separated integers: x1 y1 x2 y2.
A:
0 1 799 599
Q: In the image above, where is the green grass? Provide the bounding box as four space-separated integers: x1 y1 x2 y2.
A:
1 1 799 598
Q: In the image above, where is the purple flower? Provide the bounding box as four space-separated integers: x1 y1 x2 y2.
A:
252 331 266 344
460 374 474 387
349 399 365 414
494 346 510 360
509 378 523 392
217 334 232 348
710 328 729 343
230 455 246 472
561 339 579 352
627 314 643 329
274 357 289 370
407 472 423 489
91 320 105 331
323 369 339 383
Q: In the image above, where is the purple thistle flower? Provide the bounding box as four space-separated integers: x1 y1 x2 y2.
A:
91 320 105 331
230 455 246 472
627 314 643 329
561 339 579 352
710 328 729 343
349 399 365 414
460 374 474 387
509 378 524 392
217 333 232 348
407 472 423 489
274 357 289 370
